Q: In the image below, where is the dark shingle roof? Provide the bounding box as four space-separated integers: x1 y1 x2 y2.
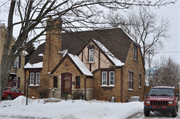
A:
28 28 134 64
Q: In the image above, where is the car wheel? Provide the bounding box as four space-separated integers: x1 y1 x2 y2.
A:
172 107 177 117
7 95 12 100
144 110 150 116
177 106 178 112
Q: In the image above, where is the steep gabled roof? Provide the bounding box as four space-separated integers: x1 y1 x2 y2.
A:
28 28 135 64
51 53 93 76
92 38 124 66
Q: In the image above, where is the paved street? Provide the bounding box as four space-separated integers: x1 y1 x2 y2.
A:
127 103 180 119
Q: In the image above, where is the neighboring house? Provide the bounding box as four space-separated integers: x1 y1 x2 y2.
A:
24 19 145 102
0 23 27 92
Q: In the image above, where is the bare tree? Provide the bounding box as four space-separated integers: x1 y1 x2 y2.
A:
106 7 170 66
0 0 176 102
149 57 180 88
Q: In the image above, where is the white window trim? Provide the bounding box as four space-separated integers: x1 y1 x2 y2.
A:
102 71 107 86
36 72 40 85
109 71 115 86
30 73 34 85
89 48 94 63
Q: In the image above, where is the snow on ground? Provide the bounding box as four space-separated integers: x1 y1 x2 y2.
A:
0 96 143 119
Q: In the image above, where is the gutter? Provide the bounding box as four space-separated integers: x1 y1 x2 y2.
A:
85 76 87 100
24 69 26 95
121 66 123 102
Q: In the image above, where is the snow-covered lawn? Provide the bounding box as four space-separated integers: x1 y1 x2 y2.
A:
0 96 143 119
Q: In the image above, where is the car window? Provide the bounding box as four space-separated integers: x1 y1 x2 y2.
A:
10 88 15 92
5 88 9 91
15 89 20 92
149 88 175 96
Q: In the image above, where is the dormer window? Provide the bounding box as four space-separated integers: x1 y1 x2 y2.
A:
89 48 94 62
133 45 138 61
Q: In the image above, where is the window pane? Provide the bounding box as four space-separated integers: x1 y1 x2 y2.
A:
128 72 133 89
102 72 107 85
131 73 133 89
109 72 115 85
36 73 40 85
139 75 141 87
30 73 34 85
89 49 94 62
133 45 137 60
13 57 19 68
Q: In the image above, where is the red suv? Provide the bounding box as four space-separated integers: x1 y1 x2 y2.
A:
2 87 24 100
144 86 179 117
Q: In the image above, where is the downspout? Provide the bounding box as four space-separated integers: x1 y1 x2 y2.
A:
85 76 87 100
24 69 26 95
121 66 123 102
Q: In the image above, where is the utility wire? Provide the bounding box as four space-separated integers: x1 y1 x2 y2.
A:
156 51 180 53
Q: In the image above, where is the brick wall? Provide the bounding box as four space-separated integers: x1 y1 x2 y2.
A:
93 68 122 102
121 43 145 102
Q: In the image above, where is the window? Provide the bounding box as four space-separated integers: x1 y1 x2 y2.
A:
89 48 94 62
109 71 115 85
139 74 141 87
102 71 107 85
76 76 80 88
30 73 34 85
101 71 115 86
30 72 40 86
13 57 19 68
128 72 133 90
13 55 21 68
53 76 58 88
36 72 40 85
133 45 138 60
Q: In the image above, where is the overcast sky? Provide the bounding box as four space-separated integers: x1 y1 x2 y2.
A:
150 1 180 65
0 1 179 65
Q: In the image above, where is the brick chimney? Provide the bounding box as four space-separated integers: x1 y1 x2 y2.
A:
43 17 63 73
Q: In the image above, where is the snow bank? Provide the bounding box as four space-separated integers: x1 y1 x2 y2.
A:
0 96 143 119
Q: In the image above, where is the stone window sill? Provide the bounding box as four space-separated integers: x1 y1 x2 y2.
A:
100 85 115 88
133 59 138 63
29 84 40 87
128 89 134 91
87 62 95 64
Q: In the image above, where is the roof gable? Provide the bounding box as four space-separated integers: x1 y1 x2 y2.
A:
51 53 93 76
92 38 124 66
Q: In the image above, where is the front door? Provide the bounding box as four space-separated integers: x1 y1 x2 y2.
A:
61 73 72 95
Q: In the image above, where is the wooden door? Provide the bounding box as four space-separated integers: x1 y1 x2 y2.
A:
61 73 72 95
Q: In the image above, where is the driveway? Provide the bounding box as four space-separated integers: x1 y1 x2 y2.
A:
127 103 180 119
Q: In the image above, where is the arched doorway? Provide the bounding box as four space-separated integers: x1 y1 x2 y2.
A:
61 73 72 95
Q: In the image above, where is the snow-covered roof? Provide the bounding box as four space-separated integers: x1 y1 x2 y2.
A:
24 52 93 76
38 53 43 57
22 51 28 56
58 49 68 57
24 62 43 69
68 54 93 76
93 39 124 66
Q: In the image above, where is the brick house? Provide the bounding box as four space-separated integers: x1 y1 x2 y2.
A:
24 19 145 102
0 23 26 92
